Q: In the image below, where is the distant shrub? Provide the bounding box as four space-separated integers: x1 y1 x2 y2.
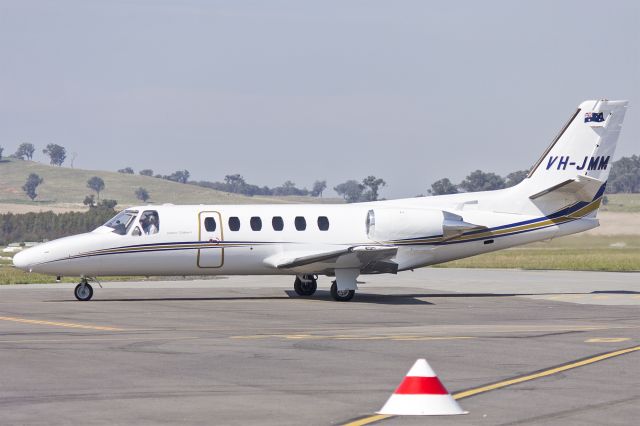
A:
135 187 150 202
22 173 44 200
15 143 35 160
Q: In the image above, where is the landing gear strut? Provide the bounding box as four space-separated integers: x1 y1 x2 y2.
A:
294 275 317 296
74 278 93 301
330 281 355 302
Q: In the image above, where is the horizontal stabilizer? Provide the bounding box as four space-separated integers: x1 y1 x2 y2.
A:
529 175 604 203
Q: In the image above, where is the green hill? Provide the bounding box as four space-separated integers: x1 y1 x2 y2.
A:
0 159 337 206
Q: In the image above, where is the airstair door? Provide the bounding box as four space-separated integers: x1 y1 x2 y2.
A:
198 211 223 268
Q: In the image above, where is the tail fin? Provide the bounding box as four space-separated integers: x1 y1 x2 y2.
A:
522 99 628 206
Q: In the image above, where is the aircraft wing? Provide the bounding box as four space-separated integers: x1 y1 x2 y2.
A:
263 245 399 274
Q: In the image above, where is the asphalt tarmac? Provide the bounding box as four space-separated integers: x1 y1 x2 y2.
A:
0 268 638 425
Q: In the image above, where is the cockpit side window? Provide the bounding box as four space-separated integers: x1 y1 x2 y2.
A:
138 210 160 235
105 210 139 235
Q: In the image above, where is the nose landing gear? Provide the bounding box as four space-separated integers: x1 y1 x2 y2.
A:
74 278 94 301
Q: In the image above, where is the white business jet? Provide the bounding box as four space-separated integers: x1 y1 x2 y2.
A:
13 100 628 302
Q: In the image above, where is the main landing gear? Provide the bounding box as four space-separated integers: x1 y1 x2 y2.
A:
74 278 94 301
292 270 358 301
330 281 355 302
293 275 317 296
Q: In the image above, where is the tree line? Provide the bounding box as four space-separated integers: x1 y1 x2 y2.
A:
427 156 640 195
606 155 640 193
119 167 330 197
427 170 528 195
119 167 389 201
0 206 117 245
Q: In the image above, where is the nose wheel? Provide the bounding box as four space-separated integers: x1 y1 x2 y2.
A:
74 280 93 301
294 275 317 296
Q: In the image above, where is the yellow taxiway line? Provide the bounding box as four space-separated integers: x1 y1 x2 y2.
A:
0 315 124 331
344 414 391 426
343 345 640 426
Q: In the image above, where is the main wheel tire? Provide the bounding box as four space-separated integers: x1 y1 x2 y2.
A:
74 282 93 301
330 281 355 302
294 276 317 296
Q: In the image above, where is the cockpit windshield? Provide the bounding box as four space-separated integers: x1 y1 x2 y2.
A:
104 210 138 235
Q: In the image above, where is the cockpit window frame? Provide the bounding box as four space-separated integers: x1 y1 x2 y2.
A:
104 210 139 236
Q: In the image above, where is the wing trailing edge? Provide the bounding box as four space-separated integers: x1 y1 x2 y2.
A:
263 245 399 274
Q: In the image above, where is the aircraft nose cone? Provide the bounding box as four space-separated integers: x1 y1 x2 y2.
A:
12 249 32 271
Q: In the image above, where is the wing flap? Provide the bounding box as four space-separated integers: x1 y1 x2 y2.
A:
264 245 398 272
265 248 350 269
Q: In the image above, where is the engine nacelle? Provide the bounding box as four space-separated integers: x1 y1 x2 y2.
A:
366 208 486 242
366 208 445 242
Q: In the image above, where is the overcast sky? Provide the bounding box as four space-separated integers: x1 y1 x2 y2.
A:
1 0 638 198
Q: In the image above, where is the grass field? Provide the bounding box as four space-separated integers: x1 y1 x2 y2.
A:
436 235 640 271
0 250 141 284
0 253 213 285
0 266 141 285
601 193 640 212
0 158 341 206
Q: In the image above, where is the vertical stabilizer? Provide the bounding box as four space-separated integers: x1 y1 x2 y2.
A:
525 99 628 192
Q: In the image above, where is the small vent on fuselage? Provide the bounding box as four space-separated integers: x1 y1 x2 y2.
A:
366 210 375 238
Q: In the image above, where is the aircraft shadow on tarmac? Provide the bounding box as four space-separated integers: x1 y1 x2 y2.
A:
44 289 639 305
46 291 432 305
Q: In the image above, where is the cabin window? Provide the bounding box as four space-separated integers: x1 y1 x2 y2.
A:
104 210 138 235
250 217 262 231
139 210 160 235
317 216 329 231
204 217 217 232
132 226 142 237
229 217 240 231
272 216 284 231
294 216 306 231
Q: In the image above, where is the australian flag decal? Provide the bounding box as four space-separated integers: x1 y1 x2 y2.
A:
584 112 605 123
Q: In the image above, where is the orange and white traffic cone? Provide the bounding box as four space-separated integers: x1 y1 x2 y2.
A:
377 359 467 415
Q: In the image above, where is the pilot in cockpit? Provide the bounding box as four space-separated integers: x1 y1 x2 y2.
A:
146 215 158 235
138 211 158 235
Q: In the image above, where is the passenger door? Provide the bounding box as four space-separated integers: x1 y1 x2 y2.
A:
198 211 223 268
